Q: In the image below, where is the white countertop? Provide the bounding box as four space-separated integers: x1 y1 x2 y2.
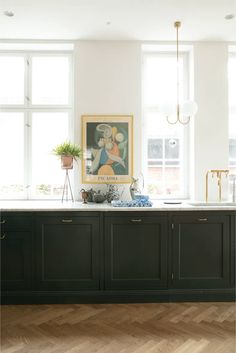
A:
0 200 236 211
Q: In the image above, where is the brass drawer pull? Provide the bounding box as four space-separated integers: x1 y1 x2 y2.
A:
0 220 6 224
198 218 208 222
131 219 142 223
62 219 73 223
0 233 6 240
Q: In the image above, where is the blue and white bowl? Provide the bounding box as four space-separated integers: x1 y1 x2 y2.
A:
134 194 149 201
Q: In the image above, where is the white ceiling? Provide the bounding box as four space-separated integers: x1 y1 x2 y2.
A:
0 0 236 41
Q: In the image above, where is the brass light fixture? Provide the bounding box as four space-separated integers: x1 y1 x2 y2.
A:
160 21 198 125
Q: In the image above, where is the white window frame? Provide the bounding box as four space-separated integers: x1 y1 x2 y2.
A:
229 51 236 170
142 50 191 200
0 50 74 200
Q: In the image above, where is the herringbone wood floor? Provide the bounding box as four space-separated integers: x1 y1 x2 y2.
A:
1 302 235 353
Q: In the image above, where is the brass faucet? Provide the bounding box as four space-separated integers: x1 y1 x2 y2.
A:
205 169 229 203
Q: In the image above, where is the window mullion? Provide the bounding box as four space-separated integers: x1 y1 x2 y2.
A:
162 138 165 196
27 112 32 200
24 111 30 199
27 54 32 107
25 54 31 199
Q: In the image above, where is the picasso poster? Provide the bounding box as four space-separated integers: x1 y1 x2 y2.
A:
82 115 133 183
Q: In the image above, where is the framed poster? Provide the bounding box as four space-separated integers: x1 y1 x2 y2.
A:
82 115 133 183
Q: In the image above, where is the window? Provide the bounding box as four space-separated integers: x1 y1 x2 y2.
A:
0 56 25 105
142 51 190 199
0 112 25 198
0 52 73 199
228 53 236 174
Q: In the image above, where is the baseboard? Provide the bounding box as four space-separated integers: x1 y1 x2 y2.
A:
1 288 235 304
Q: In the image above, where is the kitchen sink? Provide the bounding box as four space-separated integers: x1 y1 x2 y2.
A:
188 201 236 207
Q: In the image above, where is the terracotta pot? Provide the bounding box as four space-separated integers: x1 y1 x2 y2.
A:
61 155 73 169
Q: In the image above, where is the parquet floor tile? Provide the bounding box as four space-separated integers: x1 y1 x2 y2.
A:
1 302 235 353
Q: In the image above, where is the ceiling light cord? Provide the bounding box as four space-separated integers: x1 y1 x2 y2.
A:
164 21 197 125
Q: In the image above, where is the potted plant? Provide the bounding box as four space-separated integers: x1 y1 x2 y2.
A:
53 141 83 169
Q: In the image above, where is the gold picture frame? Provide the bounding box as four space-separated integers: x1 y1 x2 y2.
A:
82 115 133 184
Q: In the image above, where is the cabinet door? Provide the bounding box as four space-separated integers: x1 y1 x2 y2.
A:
1 214 32 291
105 215 168 290
35 215 100 290
171 214 230 289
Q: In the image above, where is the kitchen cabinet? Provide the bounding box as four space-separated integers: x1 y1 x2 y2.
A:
35 213 100 290
0 213 32 291
171 213 231 289
104 214 168 290
1 209 235 304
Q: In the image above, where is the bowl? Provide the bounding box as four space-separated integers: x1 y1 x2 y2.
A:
134 194 149 201
93 194 106 203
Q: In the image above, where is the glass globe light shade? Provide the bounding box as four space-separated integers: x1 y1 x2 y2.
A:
180 100 198 117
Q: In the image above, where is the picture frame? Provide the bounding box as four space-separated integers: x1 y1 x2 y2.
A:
82 115 133 184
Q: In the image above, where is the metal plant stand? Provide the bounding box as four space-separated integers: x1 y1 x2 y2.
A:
62 169 74 202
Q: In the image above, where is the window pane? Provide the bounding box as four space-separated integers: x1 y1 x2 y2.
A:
229 137 236 170
143 50 188 199
165 160 179 166
0 113 24 198
148 160 163 166
229 55 236 173
165 167 180 195
32 56 70 105
147 112 183 137
31 112 69 198
229 112 236 136
229 138 236 159
143 56 184 107
147 166 181 196
147 167 164 195
228 57 236 105
148 138 162 159
165 138 179 159
145 111 185 198
0 56 24 105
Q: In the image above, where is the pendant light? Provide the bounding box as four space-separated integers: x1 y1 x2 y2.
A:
160 21 198 125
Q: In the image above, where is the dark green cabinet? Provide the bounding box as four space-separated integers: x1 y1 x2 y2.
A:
104 214 168 290
1 210 235 304
0 213 32 291
171 214 231 289
35 214 100 290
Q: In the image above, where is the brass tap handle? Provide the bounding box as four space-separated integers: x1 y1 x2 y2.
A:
210 169 229 173
205 169 229 203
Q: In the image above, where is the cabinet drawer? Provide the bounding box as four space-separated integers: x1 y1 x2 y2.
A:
171 213 230 224
36 212 100 225
105 214 167 225
1 213 33 231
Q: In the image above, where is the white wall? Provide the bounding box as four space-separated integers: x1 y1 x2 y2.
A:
194 43 229 201
73 40 232 201
74 41 142 200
